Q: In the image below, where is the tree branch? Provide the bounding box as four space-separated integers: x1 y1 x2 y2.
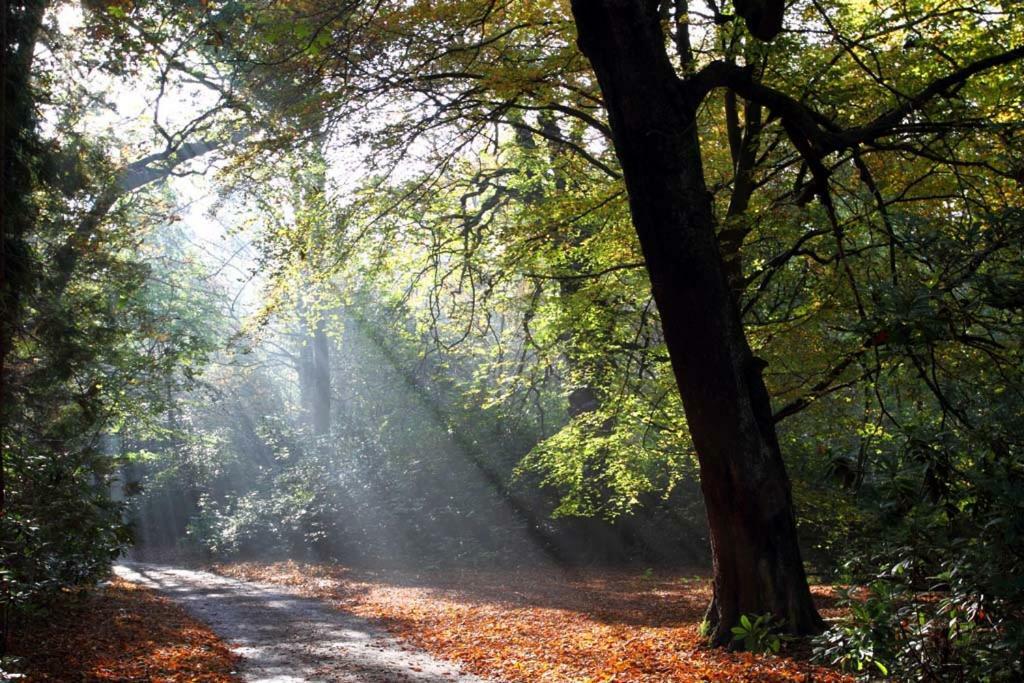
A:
691 45 1024 160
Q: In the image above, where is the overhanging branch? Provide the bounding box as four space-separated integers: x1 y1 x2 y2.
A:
690 45 1024 160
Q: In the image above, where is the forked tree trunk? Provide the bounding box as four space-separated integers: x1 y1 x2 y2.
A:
569 0 822 643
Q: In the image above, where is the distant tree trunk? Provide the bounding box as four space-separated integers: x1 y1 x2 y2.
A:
569 0 822 643
297 309 331 437
311 318 331 436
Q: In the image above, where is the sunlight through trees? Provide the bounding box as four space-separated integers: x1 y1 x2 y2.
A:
2 0 1023 680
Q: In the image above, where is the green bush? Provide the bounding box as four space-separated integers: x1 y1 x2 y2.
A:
814 549 1024 681
731 613 782 654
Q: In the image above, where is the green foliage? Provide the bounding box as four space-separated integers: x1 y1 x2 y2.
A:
2 17 222 619
697 619 712 639
814 553 1023 681
2 206 219 614
814 420 1024 681
731 614 783 654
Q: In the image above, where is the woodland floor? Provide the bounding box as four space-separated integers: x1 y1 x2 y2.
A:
212 561 852 683
11 562 852 682
10 575 240 682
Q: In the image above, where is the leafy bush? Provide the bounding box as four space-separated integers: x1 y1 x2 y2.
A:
814 550 1024 681
731 613 782 654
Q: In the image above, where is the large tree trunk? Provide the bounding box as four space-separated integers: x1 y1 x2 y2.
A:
569 0 822 644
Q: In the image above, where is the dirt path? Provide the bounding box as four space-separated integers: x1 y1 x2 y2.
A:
113 563 492 683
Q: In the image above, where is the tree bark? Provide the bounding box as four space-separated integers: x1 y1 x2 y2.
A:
569 0 821 643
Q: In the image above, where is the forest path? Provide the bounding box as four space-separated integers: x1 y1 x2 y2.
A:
113 563 493 683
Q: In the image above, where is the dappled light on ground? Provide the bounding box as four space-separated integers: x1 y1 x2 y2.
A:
11 577 239 682
215 562 850 682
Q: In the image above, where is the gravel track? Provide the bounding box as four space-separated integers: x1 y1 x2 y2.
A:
114 563 492 683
